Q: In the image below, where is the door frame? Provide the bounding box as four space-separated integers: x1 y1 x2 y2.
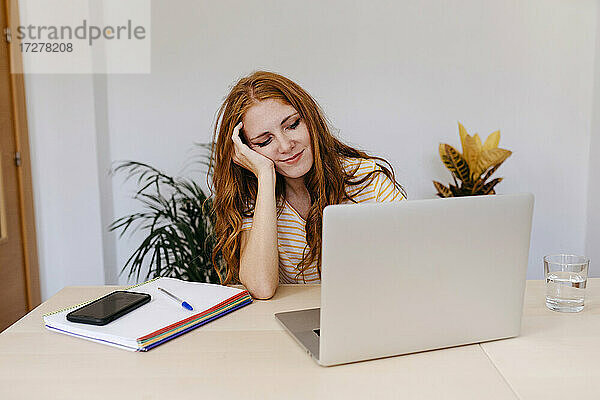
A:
3 0 41 308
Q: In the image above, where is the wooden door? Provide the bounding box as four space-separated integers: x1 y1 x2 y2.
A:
0 0 40 331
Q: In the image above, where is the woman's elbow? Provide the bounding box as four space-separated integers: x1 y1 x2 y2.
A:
243 281 277 300
252 289 276 300
239 269 278 300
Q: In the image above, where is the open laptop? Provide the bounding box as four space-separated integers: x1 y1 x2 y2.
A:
275 193 534 366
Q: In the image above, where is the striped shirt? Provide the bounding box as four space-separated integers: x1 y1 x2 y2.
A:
241 157 404 283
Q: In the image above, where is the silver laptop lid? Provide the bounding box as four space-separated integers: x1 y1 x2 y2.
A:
319 193 534 366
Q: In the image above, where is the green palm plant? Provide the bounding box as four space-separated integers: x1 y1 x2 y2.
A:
109 144 223 283
433 122 512 197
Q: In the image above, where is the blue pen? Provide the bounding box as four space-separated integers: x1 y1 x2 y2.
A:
157 287 194 311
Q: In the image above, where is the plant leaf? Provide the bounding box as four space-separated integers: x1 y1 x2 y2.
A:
481 177 503 195
463 134 482 173
111 142 221 283
473 134 482 150
474 148 512 178
470 175 485 194
458 122 469 155
439 144 471 184
483 130 500 151
433 181 452 198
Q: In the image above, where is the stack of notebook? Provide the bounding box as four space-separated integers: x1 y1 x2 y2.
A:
43 277 252 351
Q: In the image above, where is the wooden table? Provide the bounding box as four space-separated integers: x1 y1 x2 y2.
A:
1 279 599 399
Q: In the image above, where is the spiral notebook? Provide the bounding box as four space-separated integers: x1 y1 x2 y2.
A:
43 277 253 351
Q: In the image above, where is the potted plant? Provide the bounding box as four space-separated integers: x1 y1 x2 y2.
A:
109 144 222 283
433 122 512 197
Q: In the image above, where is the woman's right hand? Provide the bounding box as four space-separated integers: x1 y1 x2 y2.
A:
231 122 275 178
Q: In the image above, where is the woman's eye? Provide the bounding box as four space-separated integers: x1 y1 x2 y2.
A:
287 118 301 130
257 138 272 147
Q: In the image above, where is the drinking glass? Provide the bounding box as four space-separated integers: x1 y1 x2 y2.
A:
544 254 590 313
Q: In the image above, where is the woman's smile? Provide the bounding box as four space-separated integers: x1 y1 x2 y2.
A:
281 150 304 164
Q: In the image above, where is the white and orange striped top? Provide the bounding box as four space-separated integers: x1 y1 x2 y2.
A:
241 157 404 284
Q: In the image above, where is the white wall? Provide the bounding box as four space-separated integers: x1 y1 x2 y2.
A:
19 2 108 300
24 74 106 300
24 0 600 299
586 2 600 275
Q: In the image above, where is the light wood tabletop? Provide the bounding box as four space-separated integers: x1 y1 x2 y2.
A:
1 279 599 399
481 278 600 400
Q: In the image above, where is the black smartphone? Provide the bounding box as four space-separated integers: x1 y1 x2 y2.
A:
66 291 151 326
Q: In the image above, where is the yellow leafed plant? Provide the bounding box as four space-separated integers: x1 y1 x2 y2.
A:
433 122 512 197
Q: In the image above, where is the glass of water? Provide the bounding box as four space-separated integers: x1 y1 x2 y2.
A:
544 254 590 312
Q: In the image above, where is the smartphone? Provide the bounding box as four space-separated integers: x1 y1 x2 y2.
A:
66 291 151 326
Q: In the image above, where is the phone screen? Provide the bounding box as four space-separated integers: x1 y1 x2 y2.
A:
67 291 150 325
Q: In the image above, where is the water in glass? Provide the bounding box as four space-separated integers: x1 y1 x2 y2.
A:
545 270 587 312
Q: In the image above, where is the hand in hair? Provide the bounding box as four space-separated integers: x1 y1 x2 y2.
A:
231 122 274 179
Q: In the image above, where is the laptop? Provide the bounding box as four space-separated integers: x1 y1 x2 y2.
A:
275 193 534 366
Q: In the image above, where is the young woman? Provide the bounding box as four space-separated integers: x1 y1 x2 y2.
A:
209 71 405 299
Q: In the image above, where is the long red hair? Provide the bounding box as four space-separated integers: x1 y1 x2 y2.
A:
208 71 405 284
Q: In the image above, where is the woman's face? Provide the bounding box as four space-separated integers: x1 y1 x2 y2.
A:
241 99 314 179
